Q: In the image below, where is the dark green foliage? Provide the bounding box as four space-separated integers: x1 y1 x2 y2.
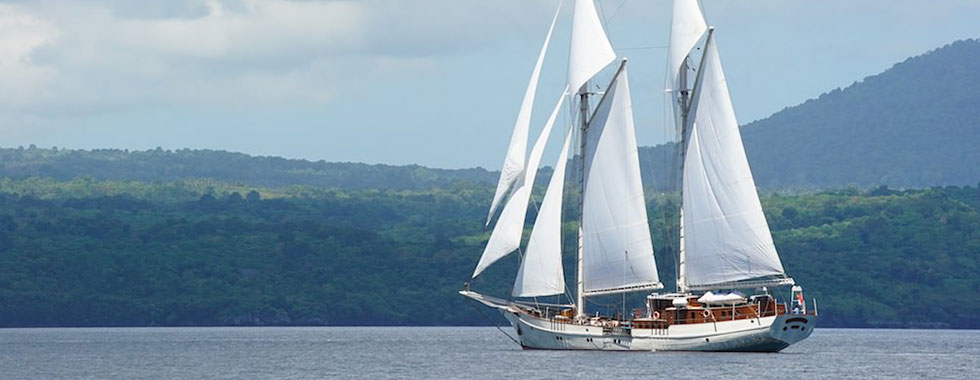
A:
0 177 977 328
0 146 497 190
0 179 496 326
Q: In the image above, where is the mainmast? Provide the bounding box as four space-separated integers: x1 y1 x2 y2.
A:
675 28 714 294
575 83 590 319
675 54 690 294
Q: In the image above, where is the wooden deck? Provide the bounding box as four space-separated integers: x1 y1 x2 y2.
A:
514 294 816 331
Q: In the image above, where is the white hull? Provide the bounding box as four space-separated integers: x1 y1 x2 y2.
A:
502 310 814 352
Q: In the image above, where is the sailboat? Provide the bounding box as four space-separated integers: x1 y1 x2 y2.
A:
461 0 816 352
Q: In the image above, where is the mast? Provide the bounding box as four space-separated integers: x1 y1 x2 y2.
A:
676 28 714 294
675 54 690 294
575 83 590 319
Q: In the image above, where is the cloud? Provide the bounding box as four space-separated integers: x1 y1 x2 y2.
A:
0 0 555 118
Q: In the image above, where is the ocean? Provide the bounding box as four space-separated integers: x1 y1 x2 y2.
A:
0 327 976 379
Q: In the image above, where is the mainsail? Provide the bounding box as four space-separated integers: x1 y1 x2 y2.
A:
680 36 788 290
513 130 572 297
581 64 661 296
487 5 561 225
472 93 567 278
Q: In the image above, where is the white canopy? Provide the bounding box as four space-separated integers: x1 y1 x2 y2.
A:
698 291 747 305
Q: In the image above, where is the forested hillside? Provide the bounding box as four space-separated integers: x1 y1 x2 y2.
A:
0 146 496 190
1 178 978 328
739 38 980 188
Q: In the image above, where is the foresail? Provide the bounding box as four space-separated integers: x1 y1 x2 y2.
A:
473 91 568 279
581 65 661 295
681 38 787 289
513 130 572 297
568 0 616 93
487 4 562 225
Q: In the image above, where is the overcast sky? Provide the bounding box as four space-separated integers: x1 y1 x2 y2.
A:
1 0 978 169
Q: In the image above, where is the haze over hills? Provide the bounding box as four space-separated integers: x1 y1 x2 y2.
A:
3 39 979 191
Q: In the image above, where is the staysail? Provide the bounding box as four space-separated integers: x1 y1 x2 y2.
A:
680 37 789 290
513 130 572 297
487 4 562 225
472 92 567 278
581 63 661 296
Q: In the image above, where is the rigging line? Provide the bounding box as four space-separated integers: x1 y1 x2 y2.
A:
585 297 624 308
467 300 521 347
606 0 629 24
618 45 669 51
597 0 609 26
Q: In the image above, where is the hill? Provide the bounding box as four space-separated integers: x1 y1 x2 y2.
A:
0 146 496 190
638 38 980 190
0 177 978 328
4 35 980 193
739 38 980 189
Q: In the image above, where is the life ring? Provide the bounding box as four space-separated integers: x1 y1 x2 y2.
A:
702 310 711 318
652 311 661 319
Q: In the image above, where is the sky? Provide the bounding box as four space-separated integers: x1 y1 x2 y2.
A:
1 0 979 170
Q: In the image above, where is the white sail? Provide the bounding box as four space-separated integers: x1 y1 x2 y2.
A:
667 0 708 96
567 0 616 94
681 38 787 289
581 65 661 295
473 91 567 278
667 0 708 142
487 4 562 225
513 130 572 297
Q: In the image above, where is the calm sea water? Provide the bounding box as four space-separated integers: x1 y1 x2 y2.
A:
0 327 976 379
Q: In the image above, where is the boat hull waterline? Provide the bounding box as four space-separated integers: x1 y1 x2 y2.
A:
503 310 814 352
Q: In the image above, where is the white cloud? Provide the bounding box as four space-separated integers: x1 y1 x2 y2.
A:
0 0 554 118
0 3 59 108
